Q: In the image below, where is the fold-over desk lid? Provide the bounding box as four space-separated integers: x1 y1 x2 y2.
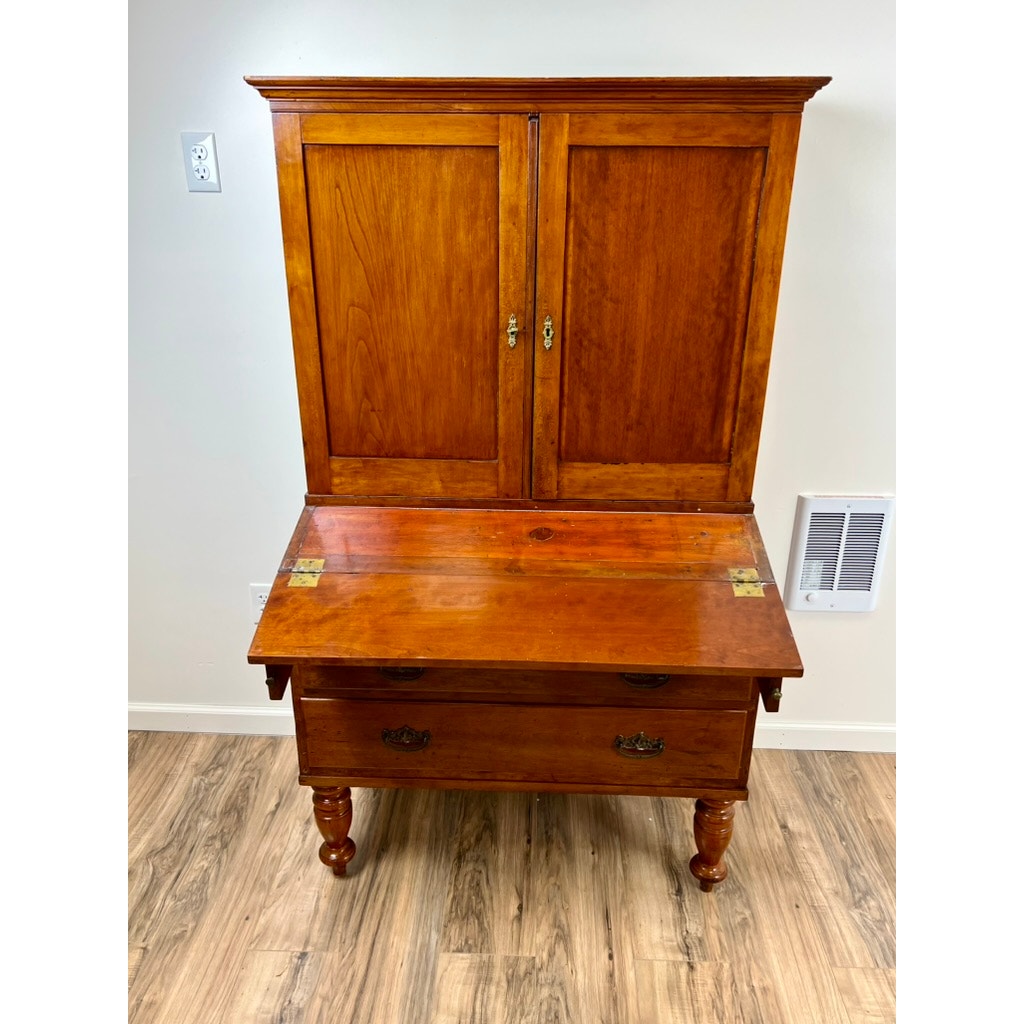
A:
249 506 802 677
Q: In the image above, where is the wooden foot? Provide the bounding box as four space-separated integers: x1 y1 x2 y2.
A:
311 786 356 876
689 798 736 892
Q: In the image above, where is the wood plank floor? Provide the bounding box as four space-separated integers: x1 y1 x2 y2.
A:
128 732 895 1024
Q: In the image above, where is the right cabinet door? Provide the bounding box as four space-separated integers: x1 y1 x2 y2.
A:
531 112 803 503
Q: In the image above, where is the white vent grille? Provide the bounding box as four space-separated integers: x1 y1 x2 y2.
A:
785 495 893 611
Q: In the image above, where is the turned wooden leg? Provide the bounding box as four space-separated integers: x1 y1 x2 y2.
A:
689 798 736 892
311 786 356 876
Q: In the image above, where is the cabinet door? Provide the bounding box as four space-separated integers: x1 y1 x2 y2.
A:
273 113 532 498
532 113 802 503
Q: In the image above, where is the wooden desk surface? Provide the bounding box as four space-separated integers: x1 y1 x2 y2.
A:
248 506 802 677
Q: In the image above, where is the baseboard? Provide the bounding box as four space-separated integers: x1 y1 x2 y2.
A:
128 702 296 736
754 720 895 752
128 703 894 752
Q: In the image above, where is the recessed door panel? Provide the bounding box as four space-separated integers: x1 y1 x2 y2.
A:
560 145 765 465
307 144 498 461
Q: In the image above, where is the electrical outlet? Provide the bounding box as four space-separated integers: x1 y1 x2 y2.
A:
250 584 272 624
181 131 221 192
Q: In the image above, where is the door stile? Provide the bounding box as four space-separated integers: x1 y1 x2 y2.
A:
518 113 541 498
271 112 332 495
727 113 803 502
496 115 532 498
531 114 570 500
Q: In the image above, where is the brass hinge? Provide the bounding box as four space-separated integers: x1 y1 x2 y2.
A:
288 558 325 588
728 567 764 597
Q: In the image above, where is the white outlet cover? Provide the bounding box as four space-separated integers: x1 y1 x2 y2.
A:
181 131 221 193
249 583 272 625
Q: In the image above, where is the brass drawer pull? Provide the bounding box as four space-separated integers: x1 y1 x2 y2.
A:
614 732 665 759
621 672 670 689
378 667 426 681
381 725 431 752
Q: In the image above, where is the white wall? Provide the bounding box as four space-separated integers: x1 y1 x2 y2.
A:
127 0 896 750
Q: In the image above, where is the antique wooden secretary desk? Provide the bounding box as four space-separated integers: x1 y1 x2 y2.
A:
246 76 829 890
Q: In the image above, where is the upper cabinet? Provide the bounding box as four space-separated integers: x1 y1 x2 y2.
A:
247 77 830 508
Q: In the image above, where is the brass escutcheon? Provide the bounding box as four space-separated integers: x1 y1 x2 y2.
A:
542 315 554 350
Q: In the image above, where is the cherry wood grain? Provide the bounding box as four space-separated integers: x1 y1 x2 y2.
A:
558 144 763 466
253 79 828 506
554 461 732 501
690 798 736 891
727 113 806 501
310 786 356 876
248 505 801 676
307 142 499 461
530 113 569 500
283 504 764 575
294 665 758 708
532 111 783 502
283 113 532 499
300 113 500 145
328 455 500 498
245 76 832 114
297 697 752 788
566 112 773 146
310 109 532 501
252 571 799 671
498 113 533 498
270 114 331 494
303 494 756 513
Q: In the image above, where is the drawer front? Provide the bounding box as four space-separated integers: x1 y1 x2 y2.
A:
298 697 753 788
294 665 756 709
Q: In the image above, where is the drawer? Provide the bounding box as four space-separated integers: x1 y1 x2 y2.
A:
294 665 756 709
297 697 754 788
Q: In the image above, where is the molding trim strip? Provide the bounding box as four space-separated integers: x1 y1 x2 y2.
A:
128 703 894 753
754 720 895 753
128 702 296 736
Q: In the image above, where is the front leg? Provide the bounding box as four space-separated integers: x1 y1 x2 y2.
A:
311 786 356 876
689 798 736 892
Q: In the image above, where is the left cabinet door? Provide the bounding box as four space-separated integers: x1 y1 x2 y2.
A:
272 113 533 499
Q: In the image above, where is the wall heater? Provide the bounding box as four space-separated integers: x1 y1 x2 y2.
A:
784 494 894 612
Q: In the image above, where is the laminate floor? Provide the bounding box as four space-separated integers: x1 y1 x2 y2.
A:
128 731 895 1023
